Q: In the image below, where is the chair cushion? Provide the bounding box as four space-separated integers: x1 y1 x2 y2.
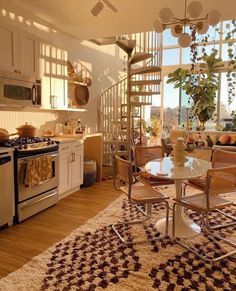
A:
218 133 230 145
187 176 206 190
176 193 232 211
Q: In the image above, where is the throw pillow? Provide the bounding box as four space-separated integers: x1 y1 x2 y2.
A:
218 133 230 144
229 135 236 144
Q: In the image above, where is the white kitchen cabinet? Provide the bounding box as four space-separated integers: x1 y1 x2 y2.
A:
71 143 84 188
0 22 17 72
0 22 39 77
0 151 15 227
18 30 39 78
59 150 71 194
58 141 84 197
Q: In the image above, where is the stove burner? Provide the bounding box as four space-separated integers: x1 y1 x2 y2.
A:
0 137 53 147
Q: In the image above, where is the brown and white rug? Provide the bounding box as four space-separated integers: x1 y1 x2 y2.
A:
0 185 235 291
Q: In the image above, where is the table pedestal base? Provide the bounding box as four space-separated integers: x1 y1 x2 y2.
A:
156 214 201 238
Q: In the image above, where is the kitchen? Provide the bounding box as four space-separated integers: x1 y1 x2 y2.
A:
0 0 106 230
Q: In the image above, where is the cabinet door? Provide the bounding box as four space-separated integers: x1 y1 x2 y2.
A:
18 30 39 78
71 149 84 188
0 22 17 72
0 154 14 226
58 151 71 194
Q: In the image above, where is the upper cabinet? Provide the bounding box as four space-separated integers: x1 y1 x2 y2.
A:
18 30 39 78
0 22 39 78
0 22 17 72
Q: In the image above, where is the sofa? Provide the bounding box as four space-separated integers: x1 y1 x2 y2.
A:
161 129 236 156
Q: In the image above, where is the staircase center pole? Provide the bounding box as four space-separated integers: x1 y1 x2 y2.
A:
127 51 132 161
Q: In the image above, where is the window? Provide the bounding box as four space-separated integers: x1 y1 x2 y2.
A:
162 48 180 66
163 76 180 134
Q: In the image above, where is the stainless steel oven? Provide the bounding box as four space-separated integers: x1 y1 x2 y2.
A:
0 70 41 107
4 138 60 222
17 151 58 202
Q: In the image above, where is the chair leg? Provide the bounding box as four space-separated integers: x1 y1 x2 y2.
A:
205 209 236 230
172 202 236 262
112 201 169 245
135 204 148 217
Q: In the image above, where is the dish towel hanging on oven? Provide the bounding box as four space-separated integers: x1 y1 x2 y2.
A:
24 155 53 187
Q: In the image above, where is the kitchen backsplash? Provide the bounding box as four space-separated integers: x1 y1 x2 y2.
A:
0 110 80 136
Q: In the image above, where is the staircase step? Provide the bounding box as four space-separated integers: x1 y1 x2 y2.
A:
130 91 160 96
116 39 136 54
129 52 153 65
105 140 127 144
90 37 116 46
130 79 161 86
130 66 161 76
113 120 127 126
131 101 152 106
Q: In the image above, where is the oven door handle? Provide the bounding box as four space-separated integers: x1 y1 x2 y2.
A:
20 190 58 209
18 152 58 163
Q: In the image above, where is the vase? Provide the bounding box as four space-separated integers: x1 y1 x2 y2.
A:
173 137 186 166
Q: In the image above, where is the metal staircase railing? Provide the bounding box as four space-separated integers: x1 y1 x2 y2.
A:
98 30 162 166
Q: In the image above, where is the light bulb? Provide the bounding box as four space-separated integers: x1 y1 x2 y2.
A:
196 21 209 34
159 7 173 23
178 33 192 48
153 19 164 33
171 24 183 37
187 1 203 18
208 10 221 26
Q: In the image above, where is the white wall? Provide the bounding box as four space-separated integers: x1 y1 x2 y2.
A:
0 0 126 133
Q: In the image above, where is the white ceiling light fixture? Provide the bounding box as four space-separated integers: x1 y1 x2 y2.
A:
153 0 221 48
91 0 118 17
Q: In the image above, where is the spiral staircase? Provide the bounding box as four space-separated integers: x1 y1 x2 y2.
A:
97 32 163 166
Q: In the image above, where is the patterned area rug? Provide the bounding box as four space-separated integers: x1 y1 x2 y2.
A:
0 185 235 291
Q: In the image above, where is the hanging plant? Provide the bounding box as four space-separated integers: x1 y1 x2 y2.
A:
225 20 236 118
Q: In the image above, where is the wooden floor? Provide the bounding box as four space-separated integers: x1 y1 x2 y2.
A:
0 180 120 279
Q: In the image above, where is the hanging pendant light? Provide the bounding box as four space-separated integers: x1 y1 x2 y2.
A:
153 0 221 47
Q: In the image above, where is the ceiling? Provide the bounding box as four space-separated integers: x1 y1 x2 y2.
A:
10 0 236 40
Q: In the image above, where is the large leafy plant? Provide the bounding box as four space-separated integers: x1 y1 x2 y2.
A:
167 51 222 126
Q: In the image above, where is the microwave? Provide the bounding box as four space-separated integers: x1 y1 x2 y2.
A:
0 70 41 107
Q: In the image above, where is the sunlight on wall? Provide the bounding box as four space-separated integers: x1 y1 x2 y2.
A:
1 7 57 34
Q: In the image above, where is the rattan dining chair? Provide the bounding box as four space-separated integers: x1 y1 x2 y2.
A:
112 155 170 244
182 149 236 230
173 165 236 262
133 145 174 187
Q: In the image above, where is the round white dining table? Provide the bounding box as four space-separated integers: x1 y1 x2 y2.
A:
145 156 211 238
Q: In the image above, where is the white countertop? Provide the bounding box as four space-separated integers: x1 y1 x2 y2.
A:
0 147 14 154
52 133 102 143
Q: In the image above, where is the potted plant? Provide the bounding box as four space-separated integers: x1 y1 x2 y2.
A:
140 118 160 145
167 51 223 130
